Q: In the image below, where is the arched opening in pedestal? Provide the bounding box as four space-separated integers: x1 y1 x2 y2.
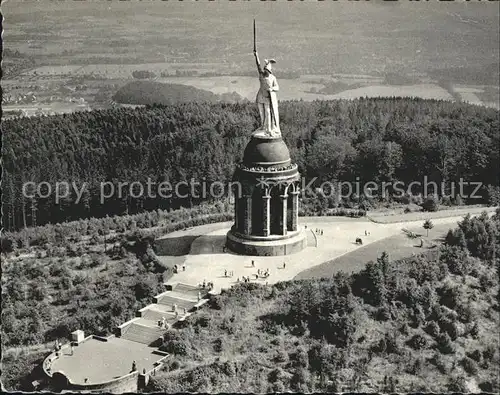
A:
251 188 263 236
236 197 246 233
287 193 294 231
270 187 282 235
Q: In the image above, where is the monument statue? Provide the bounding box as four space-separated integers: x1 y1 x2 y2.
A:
253 20 280 137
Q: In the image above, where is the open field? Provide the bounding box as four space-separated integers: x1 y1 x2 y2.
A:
3 1 498 112
8 69 497 109
7 63 499 109
4 2 499 80
4 1 498 76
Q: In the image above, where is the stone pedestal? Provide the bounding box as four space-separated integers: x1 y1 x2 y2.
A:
226 134 305 256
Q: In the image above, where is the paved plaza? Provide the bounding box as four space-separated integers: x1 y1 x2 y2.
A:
160 213 489 293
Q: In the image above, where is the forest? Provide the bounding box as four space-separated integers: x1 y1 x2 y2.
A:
2 98 499 231
112 81 244 106
1 201 232 347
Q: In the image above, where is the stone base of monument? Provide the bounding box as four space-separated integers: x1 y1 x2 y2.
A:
226 227 307 256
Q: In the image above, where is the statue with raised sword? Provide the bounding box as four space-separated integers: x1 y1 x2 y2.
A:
253 19 281 137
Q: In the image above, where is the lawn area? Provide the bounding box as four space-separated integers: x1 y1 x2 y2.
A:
367 206 493 224
295 222 454 280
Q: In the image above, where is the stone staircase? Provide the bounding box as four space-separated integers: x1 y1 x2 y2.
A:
117 283 210 346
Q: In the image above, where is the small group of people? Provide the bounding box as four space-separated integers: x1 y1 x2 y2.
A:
54 339 62 356
224 269 235 278
54 339 73 356
157 316 169 329
364 230 371 236
315 228 324 235
201 280 214 290
257 268 270 278
173 264 186 274
239 276 252 283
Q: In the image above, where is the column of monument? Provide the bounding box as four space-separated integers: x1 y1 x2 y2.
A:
280 193 288 235
262 191 271 237
234 197 239 231
243 195 252 235
290 188 299 231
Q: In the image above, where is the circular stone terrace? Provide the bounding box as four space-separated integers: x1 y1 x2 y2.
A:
48 337 164 385
156 207 496 293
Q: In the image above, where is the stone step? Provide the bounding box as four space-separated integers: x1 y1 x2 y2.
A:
165 290 198 301
157 295 198 311
121 322 165 345
171 283 203 295
141 308 179 323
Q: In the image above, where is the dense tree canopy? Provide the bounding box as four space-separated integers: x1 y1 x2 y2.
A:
2 98 499 230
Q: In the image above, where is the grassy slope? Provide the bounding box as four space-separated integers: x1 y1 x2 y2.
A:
295 222 453 280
